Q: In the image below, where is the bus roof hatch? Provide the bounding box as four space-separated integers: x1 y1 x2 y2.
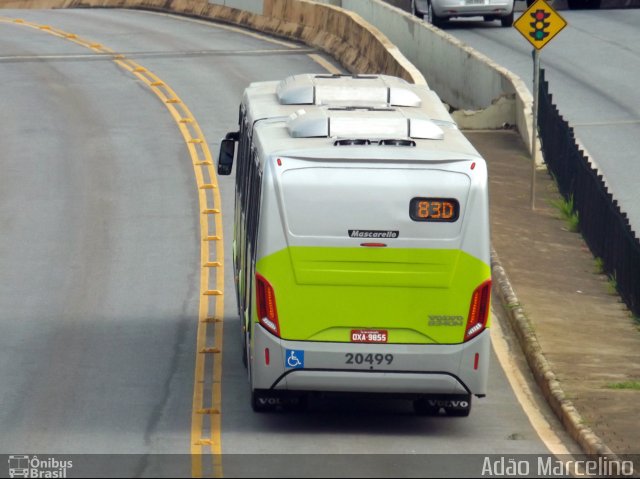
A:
276 74 422 107
286 107 444 140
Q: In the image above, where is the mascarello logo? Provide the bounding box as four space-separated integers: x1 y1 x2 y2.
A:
8 455 73 478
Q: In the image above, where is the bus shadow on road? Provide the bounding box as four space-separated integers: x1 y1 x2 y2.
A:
229 392 473 439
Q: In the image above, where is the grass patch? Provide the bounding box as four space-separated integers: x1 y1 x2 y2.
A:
592 257 620 295
549 194 579 232
605 381 640 391
594 257 605 274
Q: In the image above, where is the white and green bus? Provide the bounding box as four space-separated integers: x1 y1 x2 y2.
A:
218 74 491 416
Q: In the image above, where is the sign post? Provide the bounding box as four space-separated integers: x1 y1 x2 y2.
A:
514 0 567 210
531 48 540 211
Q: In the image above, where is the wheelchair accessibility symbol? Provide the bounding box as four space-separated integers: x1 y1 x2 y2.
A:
285 349 304 369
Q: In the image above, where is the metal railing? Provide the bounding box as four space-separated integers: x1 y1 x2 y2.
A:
538 68 640 317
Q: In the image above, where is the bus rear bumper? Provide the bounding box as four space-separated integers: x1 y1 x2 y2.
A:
251 325 490 396
276 370 469 395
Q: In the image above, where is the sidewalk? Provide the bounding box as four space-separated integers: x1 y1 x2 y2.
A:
466 130 640 466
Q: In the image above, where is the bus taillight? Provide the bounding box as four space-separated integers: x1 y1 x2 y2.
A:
256 273 280 337
465 280 491 341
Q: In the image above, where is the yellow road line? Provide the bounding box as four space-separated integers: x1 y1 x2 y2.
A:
1 15 225 478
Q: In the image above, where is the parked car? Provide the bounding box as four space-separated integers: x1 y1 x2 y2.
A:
413 0 516 27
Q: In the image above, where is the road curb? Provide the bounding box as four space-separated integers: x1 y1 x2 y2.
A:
491 246 621 459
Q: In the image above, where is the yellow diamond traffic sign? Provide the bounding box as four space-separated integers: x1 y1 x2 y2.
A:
514 0 567 50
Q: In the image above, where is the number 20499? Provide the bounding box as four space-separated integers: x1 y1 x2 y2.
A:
345 353 394 366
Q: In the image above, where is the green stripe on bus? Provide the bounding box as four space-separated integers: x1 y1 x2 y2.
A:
255 247 490 344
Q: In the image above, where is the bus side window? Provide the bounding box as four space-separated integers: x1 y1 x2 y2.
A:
234 111 250 312
242 150 261 316
247 151 262 265
237 118 251 204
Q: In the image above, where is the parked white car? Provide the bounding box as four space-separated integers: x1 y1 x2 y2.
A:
413 0 515 27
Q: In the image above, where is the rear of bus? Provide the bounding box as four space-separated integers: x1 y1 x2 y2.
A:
248 109 491 416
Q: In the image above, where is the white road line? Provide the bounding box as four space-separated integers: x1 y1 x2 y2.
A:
490 309 573 456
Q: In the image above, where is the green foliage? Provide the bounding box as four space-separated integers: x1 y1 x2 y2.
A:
549 194 579 232
592 257 619 296
605 381 640 391
594 257 604 274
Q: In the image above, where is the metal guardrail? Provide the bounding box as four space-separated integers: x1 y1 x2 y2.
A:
538 68 640 317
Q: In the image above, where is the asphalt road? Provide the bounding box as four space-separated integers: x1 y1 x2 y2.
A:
440 8 640 237
0 8 569 477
